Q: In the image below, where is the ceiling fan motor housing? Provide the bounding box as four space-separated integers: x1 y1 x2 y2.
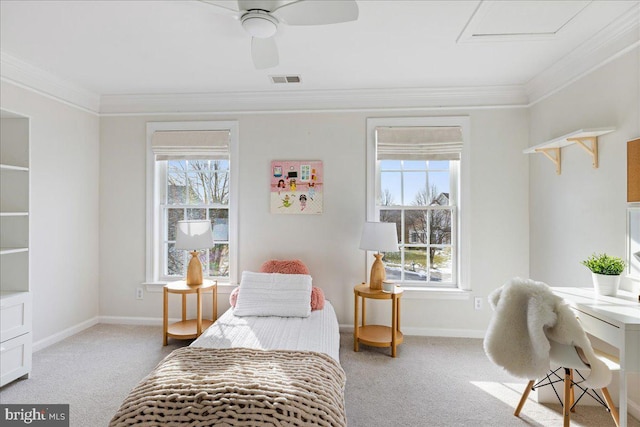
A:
241 10 278 38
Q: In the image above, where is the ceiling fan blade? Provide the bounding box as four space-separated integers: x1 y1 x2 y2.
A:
199 0 242 18
251 37 279 69
272 0 358 25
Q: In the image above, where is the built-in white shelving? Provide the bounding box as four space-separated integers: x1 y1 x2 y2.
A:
523 127 615 175
0 248 29 255
1 111 32 387
0 164 29 172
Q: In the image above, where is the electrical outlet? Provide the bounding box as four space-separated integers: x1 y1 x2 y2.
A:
474 297 482 310
136 287 144 300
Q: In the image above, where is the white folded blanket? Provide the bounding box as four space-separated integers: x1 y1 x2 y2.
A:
234 271 312 317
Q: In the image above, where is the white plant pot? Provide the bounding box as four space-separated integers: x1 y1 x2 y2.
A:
591 273 621 296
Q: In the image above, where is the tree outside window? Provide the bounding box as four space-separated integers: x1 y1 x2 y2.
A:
378 160 456 286
164 159 230 279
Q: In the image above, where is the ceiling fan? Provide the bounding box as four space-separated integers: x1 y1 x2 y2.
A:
200 0 359 69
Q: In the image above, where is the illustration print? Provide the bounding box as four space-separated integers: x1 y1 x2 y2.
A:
270 160 323 214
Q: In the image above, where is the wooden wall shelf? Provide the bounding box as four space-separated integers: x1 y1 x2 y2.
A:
524 128 615 175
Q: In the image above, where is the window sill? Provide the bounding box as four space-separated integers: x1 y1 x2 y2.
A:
399 287 471 300
143 281 237 294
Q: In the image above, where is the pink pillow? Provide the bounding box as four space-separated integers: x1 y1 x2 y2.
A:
310 286 325 311
260 259 309 275
229 259 325 310
229 286 239 308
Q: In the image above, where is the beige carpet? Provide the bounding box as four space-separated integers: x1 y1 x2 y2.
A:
0 324 637 427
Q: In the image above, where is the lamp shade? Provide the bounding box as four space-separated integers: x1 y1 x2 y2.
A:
175 220 214 250
359 222 399 252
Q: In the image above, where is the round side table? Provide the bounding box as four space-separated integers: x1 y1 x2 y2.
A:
353 283 403 357
163 280 217 345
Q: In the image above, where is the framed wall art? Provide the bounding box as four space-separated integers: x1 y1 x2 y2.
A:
270 160 323 214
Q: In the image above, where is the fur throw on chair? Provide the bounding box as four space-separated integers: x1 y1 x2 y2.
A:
483 277 611 388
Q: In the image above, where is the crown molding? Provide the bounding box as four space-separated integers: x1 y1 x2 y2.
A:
99 85 528 115
525 4 640 105
1 51 100 114
2 4 638 115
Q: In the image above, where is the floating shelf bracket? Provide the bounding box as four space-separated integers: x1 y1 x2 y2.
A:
523 128 615 175
568 136 598 168
535 147 561 174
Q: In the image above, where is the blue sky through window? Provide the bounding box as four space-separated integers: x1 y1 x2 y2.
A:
380 160 451 206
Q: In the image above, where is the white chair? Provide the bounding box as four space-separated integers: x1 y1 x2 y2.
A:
514 340 620 427
484 278 619 427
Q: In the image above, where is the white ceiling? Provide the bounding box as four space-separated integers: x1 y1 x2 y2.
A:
1 0 638 113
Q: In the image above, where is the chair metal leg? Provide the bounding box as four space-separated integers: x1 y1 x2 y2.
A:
513 370 617 427
601 387 620 427
514 380 535 417
563 368 572 427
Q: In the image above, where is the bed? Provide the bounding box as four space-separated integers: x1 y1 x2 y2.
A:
190 299 340 362
110 264 346 427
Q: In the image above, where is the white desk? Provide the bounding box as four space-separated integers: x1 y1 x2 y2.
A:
553 287 640 427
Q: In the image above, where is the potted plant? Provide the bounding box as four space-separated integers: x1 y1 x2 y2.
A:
581 253 626 296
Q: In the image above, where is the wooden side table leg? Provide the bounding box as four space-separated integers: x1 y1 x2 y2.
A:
362 297 366 327
397 296 401 332
163 287 168 346
354 291 359 352
213 283 217 320
197 288 203 336
391 295 397 357
181 294 187 322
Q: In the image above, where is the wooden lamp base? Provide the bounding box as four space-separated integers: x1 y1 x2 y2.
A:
186 250 204 286
369 253 386 290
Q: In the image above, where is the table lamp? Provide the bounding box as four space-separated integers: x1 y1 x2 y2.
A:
175 220 214 286
359 221 399 290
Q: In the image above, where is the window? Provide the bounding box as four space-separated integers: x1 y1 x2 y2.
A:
163 159 230 278
145 121 239 286
366 117 469 289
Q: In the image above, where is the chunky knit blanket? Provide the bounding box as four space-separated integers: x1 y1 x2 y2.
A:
109 347 346 427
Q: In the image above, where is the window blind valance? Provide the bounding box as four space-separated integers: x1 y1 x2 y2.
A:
376 126 463 161
151 130 230 160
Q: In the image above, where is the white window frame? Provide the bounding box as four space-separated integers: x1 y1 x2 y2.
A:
144 121 239 290
366 116 471 293
378 161 459 286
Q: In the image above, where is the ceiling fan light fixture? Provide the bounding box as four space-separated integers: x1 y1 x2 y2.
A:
241 11 278 38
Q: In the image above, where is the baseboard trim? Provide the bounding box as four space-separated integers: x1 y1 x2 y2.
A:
99 315 173 326
32 317 99 353
339 324 485 339
97 319 485 339
401 327 486 338
629 397 640 421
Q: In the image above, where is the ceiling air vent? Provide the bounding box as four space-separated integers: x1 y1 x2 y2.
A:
270 75 302 84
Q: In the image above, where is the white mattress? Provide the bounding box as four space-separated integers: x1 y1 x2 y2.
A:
190 300 340 362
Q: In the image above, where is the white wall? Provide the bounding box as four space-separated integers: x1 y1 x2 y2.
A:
0 81 101 345
529 47 640 290
99 108 530 334
528 46 640 409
